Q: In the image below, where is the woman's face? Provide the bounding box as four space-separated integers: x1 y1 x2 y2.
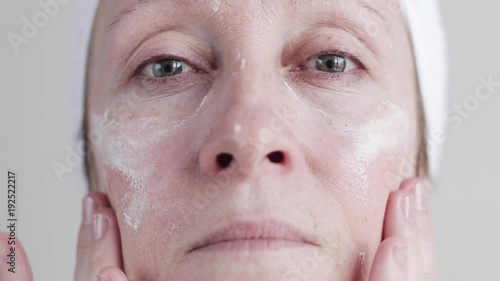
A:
87 0 419 279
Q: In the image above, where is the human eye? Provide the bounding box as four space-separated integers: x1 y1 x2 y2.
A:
305 53 358 73
140 58 194 78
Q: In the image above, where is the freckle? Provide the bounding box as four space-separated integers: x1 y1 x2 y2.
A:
152 107 161 117
358 251 365 267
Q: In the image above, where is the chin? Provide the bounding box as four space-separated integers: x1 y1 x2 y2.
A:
171 251 339 281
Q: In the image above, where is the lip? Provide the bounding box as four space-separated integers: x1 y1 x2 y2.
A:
189 220 319 252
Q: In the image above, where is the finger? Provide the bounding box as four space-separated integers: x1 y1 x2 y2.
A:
89 192 112 209
90 208 123 269
368 237 408 281
409 179 439 280
382 178 424 278
75 195 123 281
383 181 414 239
0 233 33 281
97 267 130 281
77 192 111 249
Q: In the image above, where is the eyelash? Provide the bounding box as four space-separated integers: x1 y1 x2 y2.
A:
134 54 199 74
301 49 365 72
132 49 366 86
132 54 207 88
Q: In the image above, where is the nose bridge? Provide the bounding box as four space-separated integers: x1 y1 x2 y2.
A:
217 50 287 142
230 63 276 120
198 61 299 178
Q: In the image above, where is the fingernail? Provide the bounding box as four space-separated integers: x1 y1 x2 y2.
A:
392 243 407 268
414 180 429 211
401 194 413 221
94 213 109 241
83 196 96 225
97 271 111 281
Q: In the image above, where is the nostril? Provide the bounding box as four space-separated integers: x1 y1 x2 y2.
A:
267 151 285 164
216 153 233 168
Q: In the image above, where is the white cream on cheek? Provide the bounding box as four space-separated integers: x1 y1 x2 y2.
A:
327 103 408 208
283 83 409 208
92 88 217 232
341 101 408 207
93 108 193 231
95 76 407 231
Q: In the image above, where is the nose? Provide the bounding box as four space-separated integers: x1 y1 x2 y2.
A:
198 69 299 178
199 130 295 177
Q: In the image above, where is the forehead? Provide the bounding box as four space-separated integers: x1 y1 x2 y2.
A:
92 0 404 62
97 0 397 30
103 0 390 13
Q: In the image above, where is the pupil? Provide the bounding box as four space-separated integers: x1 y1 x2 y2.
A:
164 63 173 73
317 54 346 73
152 60 183 77
326 59 334 69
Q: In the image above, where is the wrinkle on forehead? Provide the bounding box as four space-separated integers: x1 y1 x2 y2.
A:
95 0 395 73
107 0 386 30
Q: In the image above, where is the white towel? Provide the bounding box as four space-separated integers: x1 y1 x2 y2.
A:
399 0 448 178
71 0 447 187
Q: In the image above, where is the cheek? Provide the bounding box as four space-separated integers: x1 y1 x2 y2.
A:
92 112 197 233
307 101 410 225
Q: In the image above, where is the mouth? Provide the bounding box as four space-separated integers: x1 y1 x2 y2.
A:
188 220 319 252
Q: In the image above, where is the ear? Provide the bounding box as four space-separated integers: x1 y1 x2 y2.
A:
85 146 98 192
415 84 429 179
85 138 110 194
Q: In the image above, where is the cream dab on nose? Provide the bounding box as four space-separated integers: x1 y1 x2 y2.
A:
234 124 242 133
212 0 222 12
240 58 246 70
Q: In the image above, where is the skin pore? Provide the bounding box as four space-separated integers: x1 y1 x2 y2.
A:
85 0 422 280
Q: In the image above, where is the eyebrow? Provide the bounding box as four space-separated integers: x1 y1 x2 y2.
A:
108 0 214 29
108 0 386 30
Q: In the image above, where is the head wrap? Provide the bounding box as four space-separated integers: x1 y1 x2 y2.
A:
399 0 448 178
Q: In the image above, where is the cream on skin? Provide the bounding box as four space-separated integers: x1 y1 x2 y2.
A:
87 0 419 280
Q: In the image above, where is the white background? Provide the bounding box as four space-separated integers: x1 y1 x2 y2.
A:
1 1 499 280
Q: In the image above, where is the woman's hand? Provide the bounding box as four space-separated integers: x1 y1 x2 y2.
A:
369 178 438 281
0 192 128 281
74 192 128 281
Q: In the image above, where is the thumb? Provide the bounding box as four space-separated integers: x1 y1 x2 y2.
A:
75 193 124 281
97 267 130 281
369 237 408 281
